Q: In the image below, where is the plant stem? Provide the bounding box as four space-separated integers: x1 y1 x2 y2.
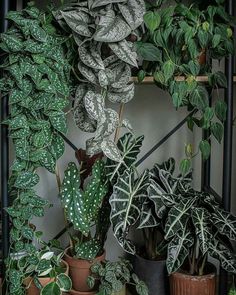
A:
199 253 207 276
114 103 125 143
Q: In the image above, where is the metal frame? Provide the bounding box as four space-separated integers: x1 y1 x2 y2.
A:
0 0 235 294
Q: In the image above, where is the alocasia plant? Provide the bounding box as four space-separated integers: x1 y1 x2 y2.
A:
0 3 73 294
54 0 146 161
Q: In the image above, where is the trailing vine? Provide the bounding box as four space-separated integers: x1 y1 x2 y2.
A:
0 3 72 294
54 0 146 162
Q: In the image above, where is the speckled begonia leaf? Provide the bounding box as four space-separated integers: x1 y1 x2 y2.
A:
78 43 104 70
94 10 131 43
107 83 135 103
60 162 90 236
75 239 101 260
109 40 138 67
14 138 30 160
84 160 108 221
118 0 146 30
10 127 30 139
14 171 40 189
6 114 28 130
9 89 25 104
30 21 47 42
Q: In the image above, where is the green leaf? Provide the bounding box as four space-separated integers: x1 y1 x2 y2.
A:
162 60 175 81
203 107 214 129
75 239 101 260
211 122 223 143
199 140 211 160
209 72 227 88
172 93 182 108
1 34 23 52
190 86 209 110
15 171 40 189
212 208 236 241
144 11 161 32
188 60 200 76
21 226 34 240
49 112 67 134
41 282 60 295
180 159 191 175
30 22 47 42
57 273 72 292
215 100 227 122
212 34 221 48
197 30 209 48
135 42 162 61
137 70 146 83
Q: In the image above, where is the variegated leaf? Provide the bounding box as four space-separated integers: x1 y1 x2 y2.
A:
106 133 144 183
212 208 236 241
109 40 138 67
138 199 159 229
95 108 119 139
91 0 126 9
209 241 236 273
101 139 123 163
110 169 149 254
121 118 133 132
78 62 98 85
107 83 135 103
60 162 90 236
84 91 104 120
73 100 97 133
165 197 196 239
60 10 92 37
94 10 131 42
78 44 104 70
86 137 103 156
75 239 101 260
107 63 131 89
118 0 146 30
166 228 193 274
98 70 109 87
192 208 212 254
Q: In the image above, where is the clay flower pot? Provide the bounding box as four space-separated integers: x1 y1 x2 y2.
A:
70 289 96 295
24 260 69 295
170 269 216 295
64 248 105 292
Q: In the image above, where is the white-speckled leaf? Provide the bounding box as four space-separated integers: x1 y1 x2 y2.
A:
106 62 131 88
84 90 105 121
74 100 97 132
78 62 98 85
94 10 131 42
118 0 146 30
91 0 126 9
101 139 123 162
61 10 92 37
121 118 133 132
86 137 103 155
107 83 135 103
98 70 109 87
95 108 119 139
103 55 119 68
109 40 138 67
78 44 104 70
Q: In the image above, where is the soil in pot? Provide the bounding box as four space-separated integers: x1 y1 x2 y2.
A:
133 254 169 295
64 248 105 292
170 264 216 295
24 260 69 295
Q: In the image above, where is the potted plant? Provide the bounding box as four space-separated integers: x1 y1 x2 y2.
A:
87 259 148 295
136 0 234 171
147 158 236 295
59 132 145 294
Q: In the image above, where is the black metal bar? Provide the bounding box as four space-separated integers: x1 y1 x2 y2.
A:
59 132 78 152
220 0 234 294
0 0 17 285
53 222 72 240
204 186 222 205
135 111 195 167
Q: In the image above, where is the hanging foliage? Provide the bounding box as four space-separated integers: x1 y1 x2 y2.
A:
54 0 146 161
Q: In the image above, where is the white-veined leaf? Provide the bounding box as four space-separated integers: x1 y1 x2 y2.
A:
109 40 138 67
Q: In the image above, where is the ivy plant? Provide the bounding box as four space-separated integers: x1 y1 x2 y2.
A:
87 259 148 295
0 3 72 294
136 0 235 171
54 0 146 161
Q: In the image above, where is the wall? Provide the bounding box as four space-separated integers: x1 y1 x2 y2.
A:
12 0 236 261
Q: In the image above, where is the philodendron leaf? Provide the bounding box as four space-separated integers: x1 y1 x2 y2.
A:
167 228 193 274
41 282 60 295
135 42 162 61
109 40 138 67
190 85 209 110
209 241 236 273
212 208 236 240
60 162 90 236
110 169 149 254
118 0 146 30
165 197 196 239
192 208 212 254
106 133 144 184
57 273 72 292
94 10 131 42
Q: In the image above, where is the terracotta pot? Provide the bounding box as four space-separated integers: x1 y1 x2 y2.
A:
198 48 207 65
133 255 168 295
170 270 216 295
70 289 96 295
24 260 69 295
64 248 105 292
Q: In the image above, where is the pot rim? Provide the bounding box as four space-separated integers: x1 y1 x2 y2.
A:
65 247 106 262
69 288 97 295
171 270 216 279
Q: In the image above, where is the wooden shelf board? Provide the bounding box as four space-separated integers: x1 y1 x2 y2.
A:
131 75 236 84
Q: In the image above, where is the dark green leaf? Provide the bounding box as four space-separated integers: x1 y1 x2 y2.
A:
199 140 211 160
215 100 227 122
211 122 223 143
135 42 162 62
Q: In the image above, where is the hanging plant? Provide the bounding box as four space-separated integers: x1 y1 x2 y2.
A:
136 0 235 172
54 0 146 162
0 3 72 294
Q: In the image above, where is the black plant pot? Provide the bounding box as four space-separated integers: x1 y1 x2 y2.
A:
133 255 169 295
